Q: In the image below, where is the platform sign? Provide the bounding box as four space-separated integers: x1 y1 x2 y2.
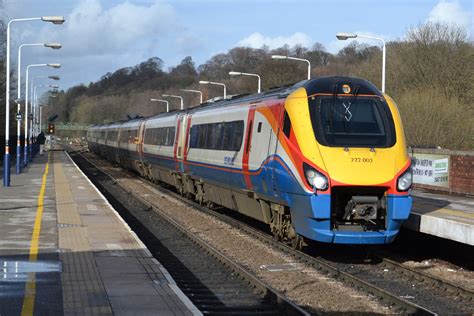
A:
410 153 449 187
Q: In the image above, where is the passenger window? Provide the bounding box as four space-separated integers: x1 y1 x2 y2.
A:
198 125 207 148
190 126 199 148
257 122 262 133
205 124 214 149
212 123 224 149
189 121 244 151
232 121 244 151
168 127 176 146
222 123 233 150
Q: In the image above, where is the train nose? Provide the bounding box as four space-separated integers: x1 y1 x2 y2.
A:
318 147 398 186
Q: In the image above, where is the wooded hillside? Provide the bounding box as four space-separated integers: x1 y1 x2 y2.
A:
25 23 474 149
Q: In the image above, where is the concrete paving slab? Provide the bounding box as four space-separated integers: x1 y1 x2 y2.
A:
0 151 201 315
404 189 474 245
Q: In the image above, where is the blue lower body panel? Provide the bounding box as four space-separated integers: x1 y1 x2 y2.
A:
288 193 412 244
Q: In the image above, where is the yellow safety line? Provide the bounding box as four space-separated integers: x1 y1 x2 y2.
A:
21 152 50 316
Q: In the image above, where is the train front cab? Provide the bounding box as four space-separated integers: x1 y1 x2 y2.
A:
283 77 412 244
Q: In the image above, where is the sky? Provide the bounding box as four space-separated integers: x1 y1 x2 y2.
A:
2 0 473 90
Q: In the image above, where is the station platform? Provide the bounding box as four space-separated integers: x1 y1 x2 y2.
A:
0 150 201 315
404 189 474 246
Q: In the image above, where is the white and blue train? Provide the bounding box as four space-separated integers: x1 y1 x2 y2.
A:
87 76 413 247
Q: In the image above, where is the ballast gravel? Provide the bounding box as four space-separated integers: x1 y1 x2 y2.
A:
117 176 393 314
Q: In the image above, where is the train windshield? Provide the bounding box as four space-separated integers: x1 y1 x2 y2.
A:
309 96 396 148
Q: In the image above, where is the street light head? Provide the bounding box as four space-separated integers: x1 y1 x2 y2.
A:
199 80 210 84
271 55 287 60
47 63 61 68
48 76 60 80
229 71 242 76
336 32 357 40
45 43 62 49
162 94 170 97
41 16 66 24
49 85 59 88
150 98 159 101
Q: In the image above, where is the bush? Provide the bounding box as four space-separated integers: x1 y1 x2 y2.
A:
396 87 473 149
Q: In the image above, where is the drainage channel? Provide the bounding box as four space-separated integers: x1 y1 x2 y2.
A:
70 151 308 316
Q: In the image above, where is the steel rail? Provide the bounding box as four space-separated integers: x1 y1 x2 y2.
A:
69 146 450 315
160 190 437 315
72 149 309 316
369 251 474 302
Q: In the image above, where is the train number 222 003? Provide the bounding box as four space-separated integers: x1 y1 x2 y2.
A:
351 157 373 163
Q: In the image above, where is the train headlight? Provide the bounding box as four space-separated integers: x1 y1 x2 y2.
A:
397 166 413 191
303 163 328 191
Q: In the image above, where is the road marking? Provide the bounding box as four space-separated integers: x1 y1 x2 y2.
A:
21 153 50 316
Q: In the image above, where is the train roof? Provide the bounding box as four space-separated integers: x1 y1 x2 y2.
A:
186 80 307 114
304 76 383 97
88 76 381 129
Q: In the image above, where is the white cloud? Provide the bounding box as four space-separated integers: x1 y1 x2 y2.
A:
237 32 312 49
34 0 180 57
5 0 206 88
427 0 471 30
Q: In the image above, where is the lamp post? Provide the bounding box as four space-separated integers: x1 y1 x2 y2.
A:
229 71 262 93
150 99 169 113
36 89 58 132
271 55 311 80
30 75 60 109
180 89 203 105
15 43 61 174
336 32 386 93
17 43 61 101
26 76 59 161
33 85 58 136
24 63 61 166
4 15 65 186
199 81 227 99
40 94 58 133
162 94 184 110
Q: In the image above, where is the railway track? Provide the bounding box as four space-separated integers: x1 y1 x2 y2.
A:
69 147 473 315
69 150 308 316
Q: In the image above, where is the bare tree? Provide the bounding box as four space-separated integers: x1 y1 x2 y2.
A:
50 21 473 149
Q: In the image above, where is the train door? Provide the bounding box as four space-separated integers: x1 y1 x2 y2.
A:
136 121 147 175
242 106 257 190
247 103 283 197
267 103 284 196
137 121 146 159
117 128 123 166
175 114 190 173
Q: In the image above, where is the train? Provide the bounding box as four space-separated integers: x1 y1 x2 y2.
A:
87 76 413 247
